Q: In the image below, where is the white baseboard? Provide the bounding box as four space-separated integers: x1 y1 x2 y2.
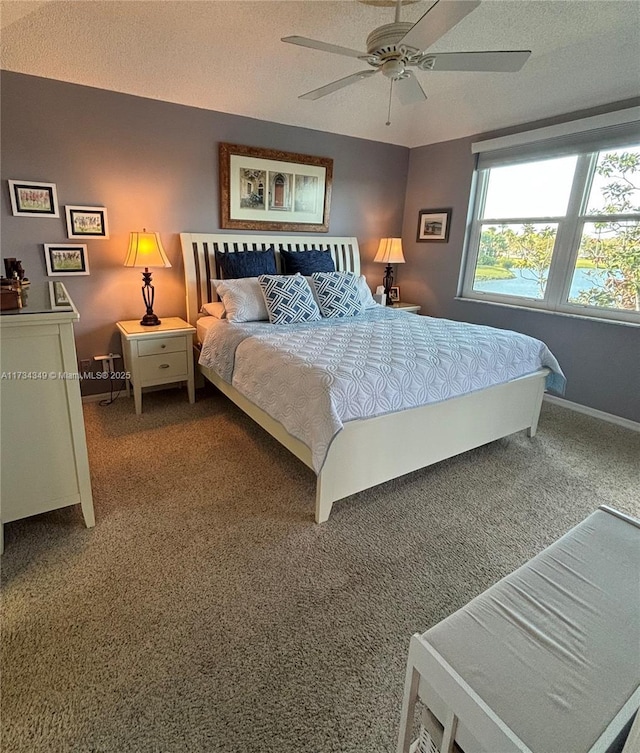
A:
544 394 640 433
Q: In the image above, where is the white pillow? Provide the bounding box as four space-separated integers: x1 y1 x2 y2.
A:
201 301 226 318
355 275 379 309
211 277 269 322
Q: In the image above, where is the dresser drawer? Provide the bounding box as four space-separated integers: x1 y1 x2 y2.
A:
137 335 186 357
138 351 188 383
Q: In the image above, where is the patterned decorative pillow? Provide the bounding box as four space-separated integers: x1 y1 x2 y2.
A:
215 247 277 279
258 274 321 325
311 271 363 318
212 277 269 322
280 248 335 275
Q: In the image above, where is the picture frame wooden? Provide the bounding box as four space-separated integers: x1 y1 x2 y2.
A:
65 205 109 239
8 179 59 217
219 143 333 232
417 208 452 243
389 285 400 302
48 281 73 309
44 244 90 276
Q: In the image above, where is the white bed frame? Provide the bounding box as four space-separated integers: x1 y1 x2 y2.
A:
180 232 548 523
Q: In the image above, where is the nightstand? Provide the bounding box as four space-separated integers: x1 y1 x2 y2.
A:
117 317 196 414
392 302 421 314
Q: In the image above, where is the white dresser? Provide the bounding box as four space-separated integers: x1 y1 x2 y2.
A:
0 283 95 553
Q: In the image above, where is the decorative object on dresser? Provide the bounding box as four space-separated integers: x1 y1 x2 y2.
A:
124 230 171 326
417 208 452 242
117 317 196 415
219 143 333 232
389 285 400 302
64 205 109 239
0 282 95 553
8 179 59 217
374 237 405 305
44 243 89 276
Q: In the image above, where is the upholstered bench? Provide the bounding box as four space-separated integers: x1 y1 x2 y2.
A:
397 506 640 753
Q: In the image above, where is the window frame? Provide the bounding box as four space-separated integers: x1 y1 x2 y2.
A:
460 147 640 325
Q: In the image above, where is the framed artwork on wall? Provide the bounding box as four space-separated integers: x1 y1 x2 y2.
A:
44 244 90 276
8 179 59 217
65 205 109 239
219 143 333 232
417 208 452 243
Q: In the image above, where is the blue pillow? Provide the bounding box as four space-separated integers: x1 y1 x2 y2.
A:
311 271 363 318
216 247 277 279
258 274 321 325
280 248 335 275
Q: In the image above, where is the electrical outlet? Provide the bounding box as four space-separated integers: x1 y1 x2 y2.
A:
80 359 91 372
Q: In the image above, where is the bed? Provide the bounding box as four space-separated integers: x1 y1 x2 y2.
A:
180 232 563 523
396 505 640 753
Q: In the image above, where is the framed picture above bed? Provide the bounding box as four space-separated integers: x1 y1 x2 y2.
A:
219 143 333 232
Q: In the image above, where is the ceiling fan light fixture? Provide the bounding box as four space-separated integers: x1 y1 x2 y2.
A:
381 58 406 79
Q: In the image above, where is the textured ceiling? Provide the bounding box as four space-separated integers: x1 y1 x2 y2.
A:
1 0 639 147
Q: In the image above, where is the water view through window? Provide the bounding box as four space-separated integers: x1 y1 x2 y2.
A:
469 147 640 315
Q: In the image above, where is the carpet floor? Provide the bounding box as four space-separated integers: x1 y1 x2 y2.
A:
2 388 639 753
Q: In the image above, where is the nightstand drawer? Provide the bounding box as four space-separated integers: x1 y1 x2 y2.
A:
137 336 186 357
138 351 188 382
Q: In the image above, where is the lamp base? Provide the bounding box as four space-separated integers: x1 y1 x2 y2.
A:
140 313 161 326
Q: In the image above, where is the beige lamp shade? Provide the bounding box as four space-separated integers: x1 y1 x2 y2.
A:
124 231 171 269
374 237 405 264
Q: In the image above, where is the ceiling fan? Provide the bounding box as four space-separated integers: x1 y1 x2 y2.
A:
282 0 531 123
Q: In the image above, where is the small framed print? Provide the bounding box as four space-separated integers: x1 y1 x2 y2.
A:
48 281 72 309
389 286 400 303
417 208 452 243
65 205 109 239
44 244 90 276
8 180 59 217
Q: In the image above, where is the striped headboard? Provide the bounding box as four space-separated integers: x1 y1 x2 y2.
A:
180 233 361 326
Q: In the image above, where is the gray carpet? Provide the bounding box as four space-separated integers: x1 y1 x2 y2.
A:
2 388 639 753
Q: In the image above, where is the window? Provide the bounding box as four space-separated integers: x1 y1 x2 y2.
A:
461 115 640 324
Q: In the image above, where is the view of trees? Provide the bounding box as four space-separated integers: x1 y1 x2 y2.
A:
475 150 640 311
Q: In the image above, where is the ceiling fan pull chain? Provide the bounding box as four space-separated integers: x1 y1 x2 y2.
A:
386 79 393 126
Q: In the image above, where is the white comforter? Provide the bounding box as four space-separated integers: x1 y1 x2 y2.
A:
199 307 565 472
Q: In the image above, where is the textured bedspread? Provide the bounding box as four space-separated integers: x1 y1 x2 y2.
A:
199 307 565 472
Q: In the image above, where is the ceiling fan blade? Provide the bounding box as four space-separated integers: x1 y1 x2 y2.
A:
401 0 480 52
282 36 367 59
299 70 377 100
427 50 531 72
395 72 428 105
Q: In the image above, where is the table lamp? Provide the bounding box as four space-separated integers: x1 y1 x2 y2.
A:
124 230 171 326
373 237 405 305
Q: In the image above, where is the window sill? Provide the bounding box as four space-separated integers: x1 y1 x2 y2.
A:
455 296 640 328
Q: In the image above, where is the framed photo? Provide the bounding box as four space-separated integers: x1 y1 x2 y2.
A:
8 180 59 217
48 281 72 309
389 286 400 303
65 205 109 239
417 208 452 243
219 143 333 232
44 244 90 276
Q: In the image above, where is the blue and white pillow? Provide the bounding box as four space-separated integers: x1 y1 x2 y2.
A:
258 274 321 325
311 271 363 318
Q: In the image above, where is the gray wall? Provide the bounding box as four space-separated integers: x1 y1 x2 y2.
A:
1 72 409 393
3 72 638 421
400 101 640 423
